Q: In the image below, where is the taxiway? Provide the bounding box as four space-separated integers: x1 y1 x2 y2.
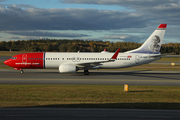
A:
0 108 180 120
0 69 180 86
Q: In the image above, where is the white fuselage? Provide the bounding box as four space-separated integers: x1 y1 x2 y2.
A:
44 52 160 69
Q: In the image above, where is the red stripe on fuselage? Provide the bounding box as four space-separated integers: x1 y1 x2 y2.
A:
6 52 44 69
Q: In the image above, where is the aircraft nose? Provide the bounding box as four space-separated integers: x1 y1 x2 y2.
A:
4 59 11 66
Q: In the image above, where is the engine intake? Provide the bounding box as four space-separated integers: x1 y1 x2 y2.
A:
59 64 78 73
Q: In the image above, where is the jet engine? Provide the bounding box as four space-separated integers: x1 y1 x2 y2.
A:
59 64 78 73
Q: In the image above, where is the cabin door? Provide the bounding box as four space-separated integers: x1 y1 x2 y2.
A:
22 54 27 63
135 55 139 64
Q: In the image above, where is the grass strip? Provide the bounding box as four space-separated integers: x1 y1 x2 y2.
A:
0 51 26 56
157 57 180 62
0 85 180 109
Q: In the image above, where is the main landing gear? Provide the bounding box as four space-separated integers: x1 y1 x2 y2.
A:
84 70 89 75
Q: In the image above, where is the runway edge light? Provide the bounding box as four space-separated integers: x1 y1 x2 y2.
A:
171 62 175 66
124 84 128 92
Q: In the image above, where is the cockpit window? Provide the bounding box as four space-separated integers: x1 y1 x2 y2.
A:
11 57 17 59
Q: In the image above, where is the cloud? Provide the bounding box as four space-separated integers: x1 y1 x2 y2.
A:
82 34 146 43
61 0 178 8
102 34 145 42
2 31 89 37
0 1 180 43
61 0 180 26
5 36 48 40
0 2 179 32
0 5 149 31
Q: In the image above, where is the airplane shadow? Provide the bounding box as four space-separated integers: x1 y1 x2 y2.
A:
73 71 180 81
21 70 180 81
20 102 180 110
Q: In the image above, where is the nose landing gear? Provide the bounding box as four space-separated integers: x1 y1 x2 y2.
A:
20 70 24 74
14 68 24 74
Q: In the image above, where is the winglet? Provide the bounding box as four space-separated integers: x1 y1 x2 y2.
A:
110 48 120 60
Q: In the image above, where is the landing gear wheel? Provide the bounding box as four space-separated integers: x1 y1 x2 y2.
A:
84 70 89 75
20 70 24 74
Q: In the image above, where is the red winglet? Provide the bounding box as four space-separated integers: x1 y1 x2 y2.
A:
111 48 120 60
158 24 167 28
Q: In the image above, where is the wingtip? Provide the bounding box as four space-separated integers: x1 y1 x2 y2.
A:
111 48 120 59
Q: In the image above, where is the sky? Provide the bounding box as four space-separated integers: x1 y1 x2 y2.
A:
0 0 180 43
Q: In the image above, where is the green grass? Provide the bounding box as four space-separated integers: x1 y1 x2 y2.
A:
0 62 12 69
100 64 180 71
119 64 180 71
157 57 180 62
0 85 180 109
0 51 26 56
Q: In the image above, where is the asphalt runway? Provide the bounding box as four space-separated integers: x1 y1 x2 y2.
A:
0 69 180 86
0 108 180 120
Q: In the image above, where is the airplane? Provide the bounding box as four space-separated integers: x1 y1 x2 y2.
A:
4 24 167 75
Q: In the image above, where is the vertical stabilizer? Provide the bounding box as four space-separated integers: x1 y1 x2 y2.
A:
125 24 167 54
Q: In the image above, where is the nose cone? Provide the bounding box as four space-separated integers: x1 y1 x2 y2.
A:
4 59 11 66
4 60 8 65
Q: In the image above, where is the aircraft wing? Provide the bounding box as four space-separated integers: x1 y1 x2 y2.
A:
75 48 120 68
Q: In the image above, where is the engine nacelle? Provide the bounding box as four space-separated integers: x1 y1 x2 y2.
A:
59 64 78 73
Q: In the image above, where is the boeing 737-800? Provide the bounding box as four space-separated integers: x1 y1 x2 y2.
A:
4 24 167 75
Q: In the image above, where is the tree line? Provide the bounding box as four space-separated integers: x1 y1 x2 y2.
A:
0 39 180 54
